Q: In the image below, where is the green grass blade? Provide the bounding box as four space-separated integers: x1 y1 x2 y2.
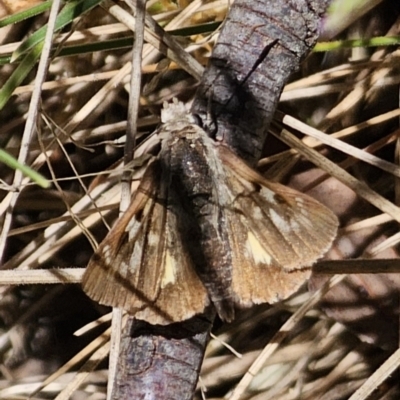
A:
315 36 400 52
11 0 103 62
0 149 50 188
0 42 43 111
0 1 52 28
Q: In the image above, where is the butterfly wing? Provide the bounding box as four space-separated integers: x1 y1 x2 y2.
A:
82 161 209 325
224 209 313 306
217 145 338 306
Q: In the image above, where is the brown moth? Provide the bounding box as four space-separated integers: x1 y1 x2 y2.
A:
82 100 338 325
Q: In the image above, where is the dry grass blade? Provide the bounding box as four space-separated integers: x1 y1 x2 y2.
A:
54 341 110 400
342 213 393 232
30 327 112 398
0 0 61 259
314 259 400 274
105 0 147 398
0 268 83 284
348 347 400 400
229 275 346 400
282 114 400 178
259 109 400 168
271 126 400 223
101 0 204 80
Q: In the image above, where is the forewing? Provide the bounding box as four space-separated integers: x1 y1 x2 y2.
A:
133 177 210 324
82 161 209 325
217 145 338 306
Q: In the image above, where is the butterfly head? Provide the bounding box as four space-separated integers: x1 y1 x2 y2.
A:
159 100 204 142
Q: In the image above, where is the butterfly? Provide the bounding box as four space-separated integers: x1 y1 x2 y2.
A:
82 100 338 325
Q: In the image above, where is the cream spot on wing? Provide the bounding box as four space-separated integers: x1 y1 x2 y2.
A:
296 197 309 217
161 250 177 288
301 208 309 217
246 231 272 265
103 245 112 265
252 206 263 220
260 187 276 203
120 261 129 276
127 218 142 239
147 232 158 247
269 209 289 233
290 218 300 231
